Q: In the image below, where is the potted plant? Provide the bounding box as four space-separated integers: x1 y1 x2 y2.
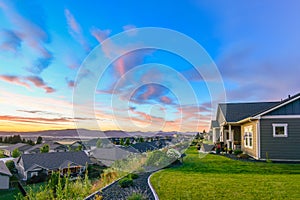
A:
216 143 221 154
228 148 233 154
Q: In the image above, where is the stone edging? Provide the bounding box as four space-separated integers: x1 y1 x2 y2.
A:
148 170 162 200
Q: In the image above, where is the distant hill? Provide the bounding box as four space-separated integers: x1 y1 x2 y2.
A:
0 129 187 138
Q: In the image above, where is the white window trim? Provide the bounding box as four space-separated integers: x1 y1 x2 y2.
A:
272 123 288 137
244 125 253 149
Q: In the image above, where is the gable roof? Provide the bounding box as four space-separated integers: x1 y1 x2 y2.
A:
2 143 32 152
130 141 160 153
0 161 12 176
25 142 67 153
19 151 91 171
219 102 279 122
253 93 300 117
90 147 131 166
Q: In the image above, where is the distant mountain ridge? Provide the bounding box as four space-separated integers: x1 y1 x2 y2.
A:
0 129 184 138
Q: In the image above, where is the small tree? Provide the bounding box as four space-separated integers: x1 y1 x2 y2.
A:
6 160 16 173
75 144 83 151
96 138 102 148
120 138 124 145
139 137 144 143
27 139 35 146
125 138 130 146
12 148 21 158
36 136 43 144
40 144 50 153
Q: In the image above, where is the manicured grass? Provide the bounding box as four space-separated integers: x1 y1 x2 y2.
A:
0 189 20 200
151 147 300 200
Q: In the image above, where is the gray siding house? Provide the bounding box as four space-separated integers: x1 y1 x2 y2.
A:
210 93 300 161
0 161 12 189
16 151 92 181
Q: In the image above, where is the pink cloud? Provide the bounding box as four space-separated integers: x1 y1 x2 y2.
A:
115 58 126 76
142 84 156 100
160 96 172 104
0 74 55 93
0 1 53 73
0 75 30 88
67 80 75 88
91 27 111 43
26 76 55 93
123 24 137 36
64 9 90 52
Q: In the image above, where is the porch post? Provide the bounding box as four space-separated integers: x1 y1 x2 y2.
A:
229 124 232 148
220 126 224 142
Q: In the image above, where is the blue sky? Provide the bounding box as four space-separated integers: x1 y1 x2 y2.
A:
0 0 299 132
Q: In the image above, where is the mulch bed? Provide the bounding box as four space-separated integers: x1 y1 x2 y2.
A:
100 172 155 200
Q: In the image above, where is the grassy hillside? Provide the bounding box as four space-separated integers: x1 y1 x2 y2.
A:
151 147 300 199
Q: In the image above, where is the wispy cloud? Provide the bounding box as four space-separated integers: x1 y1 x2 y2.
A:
131 84 173 105
65 78 75 88
90 27 111 43
0 29 22 53
64 9 90 52
123 24 137 36
26 76 55 93
0 75 30 88
0 1 53 74
0 74 55 93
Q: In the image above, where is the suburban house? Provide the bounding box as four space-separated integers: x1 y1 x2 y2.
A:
16 151 92 181
0 161 12 189
24 142 68 154
211 93 300 161
89 146 135 166
2 143 32 157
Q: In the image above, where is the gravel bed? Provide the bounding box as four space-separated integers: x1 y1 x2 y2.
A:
101 172 155 200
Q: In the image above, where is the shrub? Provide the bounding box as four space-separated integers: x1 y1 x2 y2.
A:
126 188 149 200
12 148 21 158
6 160 16 173
127 193 147 200
234 150 243 155
127 173 139 180
237 153 249 159
119 177 133 188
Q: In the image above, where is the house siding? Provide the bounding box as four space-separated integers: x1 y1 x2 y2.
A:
267 99 300 115
0 174 10 189
260 118 300 160
241 121 258 158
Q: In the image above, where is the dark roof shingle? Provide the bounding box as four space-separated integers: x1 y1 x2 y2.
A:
0 161 12 176
219 102 279 122
19 151 91 171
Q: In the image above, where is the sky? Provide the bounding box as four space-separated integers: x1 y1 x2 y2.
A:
0 0 299 133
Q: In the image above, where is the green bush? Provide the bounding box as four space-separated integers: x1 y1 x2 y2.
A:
127 193 147 200
127 173 139 180
118 177 133 188
234 149 243 155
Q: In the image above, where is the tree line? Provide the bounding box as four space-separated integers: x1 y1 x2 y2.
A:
0 135 42 145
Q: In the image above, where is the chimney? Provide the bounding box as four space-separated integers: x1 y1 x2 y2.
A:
288 95 291 99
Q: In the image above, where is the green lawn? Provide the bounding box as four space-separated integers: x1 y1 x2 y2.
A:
151 147 300 200
0 189 20 200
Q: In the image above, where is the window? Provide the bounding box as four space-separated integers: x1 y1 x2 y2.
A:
244 126 253 148
272 124 288 137
31 172 38 177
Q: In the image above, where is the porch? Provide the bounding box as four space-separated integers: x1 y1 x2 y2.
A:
220 124 241 150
